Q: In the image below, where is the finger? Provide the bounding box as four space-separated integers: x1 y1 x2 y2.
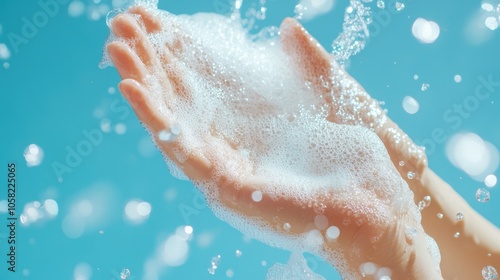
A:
279 18 332 81
108 41 149 82
110 14 157 68
128 5 162 34
118 78 169 133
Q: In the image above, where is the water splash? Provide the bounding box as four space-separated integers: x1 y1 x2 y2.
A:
332 0 372 67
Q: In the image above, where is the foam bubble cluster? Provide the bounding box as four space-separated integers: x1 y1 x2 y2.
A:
103 1 440 278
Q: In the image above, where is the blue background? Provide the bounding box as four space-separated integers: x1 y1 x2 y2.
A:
0 0 498 279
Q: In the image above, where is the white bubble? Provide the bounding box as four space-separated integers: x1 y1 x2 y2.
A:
412 18 440 44
124 200 151 223
454 75 462 83
295 0 335 21
402 96 419 114
325 226 340 240
251 191 263 202
158 124 182 142
0 200 7 213
446 133 499 180
359 262 377 276
100 119 112 133
226 269 234 278
162 235 189 266
485 17 499 31
24 144 44 167
314 215 328 230
0 43 11 60
68 0 85 17
413 74 419 80
78 199 94 217
74 262 92 280
485 174 497 188
137 201 151 216
44 199 59 216
482 3 494 12
235 249 242 257
184 226 193 235
114 123 127 135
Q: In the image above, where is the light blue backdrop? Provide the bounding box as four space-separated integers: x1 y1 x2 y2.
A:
0 0 498 279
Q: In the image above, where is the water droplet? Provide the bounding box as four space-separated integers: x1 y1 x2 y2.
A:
120 268 130 279
106 8 125 28
482 265 498 280
283 223 291 232
399 161 405 167
418 200 426 211
261 260 267 266
294 4 305 20
437 213 443 219
487 253 492 257
476 188 491 202
235 250 242 257
395 2 405 11
454 232 460 238
423 196 431 207
407 171 415 180
326 226 340 240
402 96 419 114
208 255 221 275
454 75 462 83
251 191 263 202
413 74 419 80
24 144 44 167
456 213 464 221
421 83 430 91
377 0 385 9
99 230 104 234
485 174 497 188
158 124 182 142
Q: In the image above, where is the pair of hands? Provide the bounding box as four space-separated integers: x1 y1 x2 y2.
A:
106 5 436 279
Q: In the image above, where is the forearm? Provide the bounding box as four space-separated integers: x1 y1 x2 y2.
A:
410 167 500 279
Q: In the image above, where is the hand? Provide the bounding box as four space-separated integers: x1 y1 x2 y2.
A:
106 6 440 279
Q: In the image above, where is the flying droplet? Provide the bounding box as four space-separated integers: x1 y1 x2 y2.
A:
407 171 416 180
399 161 405 167
476 188 491 202
437 213 443 219
454 232 460 238
235 250 242 257
120 268 130 279
421 83 430 91
395 2 405 11
456 213 464 221
482 265 498 280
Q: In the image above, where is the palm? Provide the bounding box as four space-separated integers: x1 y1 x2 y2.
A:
107 6 422 278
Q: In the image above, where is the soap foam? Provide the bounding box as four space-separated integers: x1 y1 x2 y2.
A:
103 1 441 278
